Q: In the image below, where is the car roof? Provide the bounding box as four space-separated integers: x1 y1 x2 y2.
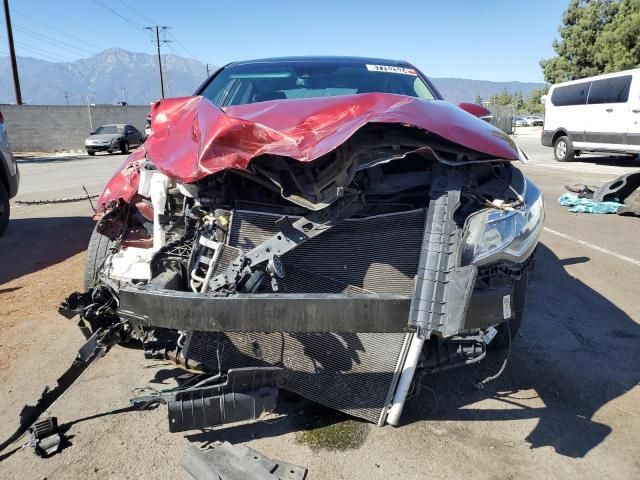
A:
99 123 129 127
549 67 640 88
228 55 414 67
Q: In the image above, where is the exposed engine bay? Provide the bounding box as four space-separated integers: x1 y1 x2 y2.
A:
58 114 543 428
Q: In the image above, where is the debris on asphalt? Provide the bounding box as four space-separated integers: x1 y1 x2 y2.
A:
181 442 307 480
15 193 99 205
559 171 640 216
0 326 120 458
592 171 640 203
130 367 283 432
27 418 64 458
558 193 623 214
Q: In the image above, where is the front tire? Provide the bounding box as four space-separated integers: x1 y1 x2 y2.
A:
121 142 129 154
554 136 574 162
0 181 9 236
84 224 115 290
87 150 95 156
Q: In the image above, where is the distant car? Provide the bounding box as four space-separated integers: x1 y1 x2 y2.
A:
513 116 528 127
0 110 19 235
524 115 543 127
85 124 143 155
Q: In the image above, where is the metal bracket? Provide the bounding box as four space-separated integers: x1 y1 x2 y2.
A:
409 168 477 338
208 194 365 291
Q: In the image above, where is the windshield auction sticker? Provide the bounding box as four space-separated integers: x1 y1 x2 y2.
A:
366 64 417 75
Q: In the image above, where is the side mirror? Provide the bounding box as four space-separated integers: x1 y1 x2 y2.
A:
458 102 494 122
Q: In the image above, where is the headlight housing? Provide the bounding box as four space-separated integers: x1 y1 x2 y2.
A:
462 177 544 266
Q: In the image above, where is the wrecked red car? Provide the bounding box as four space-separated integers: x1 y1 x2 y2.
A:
62 56 544 429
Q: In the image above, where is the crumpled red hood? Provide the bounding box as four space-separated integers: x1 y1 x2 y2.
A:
98 93 519 209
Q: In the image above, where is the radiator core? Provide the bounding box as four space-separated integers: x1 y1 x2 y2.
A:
183 208 424 423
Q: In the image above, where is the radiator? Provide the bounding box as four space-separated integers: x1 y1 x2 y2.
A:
183 208 424 423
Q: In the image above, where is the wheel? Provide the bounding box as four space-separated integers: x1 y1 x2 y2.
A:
0 181 9 236
121 142 129 154
84 224 115 290
87 151 95 156
554 135 574 162
488 271 529 351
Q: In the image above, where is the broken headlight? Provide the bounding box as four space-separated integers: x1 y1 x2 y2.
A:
462 177 544 266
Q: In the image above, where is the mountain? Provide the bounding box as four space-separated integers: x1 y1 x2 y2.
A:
0 48 545 105
430 77 546 104
0 48 208 105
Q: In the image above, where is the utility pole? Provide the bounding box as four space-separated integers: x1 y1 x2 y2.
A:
64 91 69 105
145 26 170 99
206 63 213 77
3 0 22 104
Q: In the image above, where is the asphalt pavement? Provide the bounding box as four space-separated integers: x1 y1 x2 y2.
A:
1 130 639 479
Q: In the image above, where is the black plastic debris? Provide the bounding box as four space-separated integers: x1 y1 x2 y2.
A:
28 418 63 457
181 442 307 480
592 171 640 203
130 367 283 432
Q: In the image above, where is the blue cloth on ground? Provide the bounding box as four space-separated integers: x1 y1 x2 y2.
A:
558 193 623 214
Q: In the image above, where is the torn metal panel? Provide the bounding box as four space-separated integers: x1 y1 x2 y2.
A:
181 442 307 480
97 93 520 210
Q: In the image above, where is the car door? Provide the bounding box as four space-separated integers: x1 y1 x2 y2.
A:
131 126 142 145
125 125 139 146
548 81 589 145
626 74 640 152
585 75 632 149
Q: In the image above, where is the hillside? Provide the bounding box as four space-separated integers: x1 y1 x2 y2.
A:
0 49 545 105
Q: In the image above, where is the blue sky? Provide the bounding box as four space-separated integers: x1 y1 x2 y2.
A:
1 0 567 82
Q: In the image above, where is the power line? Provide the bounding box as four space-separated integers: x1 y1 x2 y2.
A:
13 8 107 51
91 0 145 31
0 33 77 62
13 24 99 57
115 0 204 64
166 30 203 63
116 0 156 25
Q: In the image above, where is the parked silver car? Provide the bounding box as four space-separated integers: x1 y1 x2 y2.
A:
85 123 143 156
0 111 19 235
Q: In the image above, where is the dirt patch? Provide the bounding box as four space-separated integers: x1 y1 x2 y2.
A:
294 405 369 451
0 250 84 380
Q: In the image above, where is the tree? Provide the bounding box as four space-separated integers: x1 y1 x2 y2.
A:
488 89 515 107
513 91 525 113
594 0 640 72
541 0 639 84
522 87 549 114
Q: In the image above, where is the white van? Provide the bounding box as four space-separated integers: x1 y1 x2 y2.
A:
542 68 640 161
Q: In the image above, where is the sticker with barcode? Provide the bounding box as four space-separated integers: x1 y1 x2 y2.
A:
502 294 512 320
366 64 417 75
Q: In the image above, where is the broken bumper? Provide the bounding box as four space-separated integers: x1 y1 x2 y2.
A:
117 282 519 334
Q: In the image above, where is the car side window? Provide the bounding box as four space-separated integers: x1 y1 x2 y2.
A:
551 82 590 106
587 76 632 104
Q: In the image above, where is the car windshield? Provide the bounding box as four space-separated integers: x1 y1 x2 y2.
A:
201 60 436 108
94 126 123 134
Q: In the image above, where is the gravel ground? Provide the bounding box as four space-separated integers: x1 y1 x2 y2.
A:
1 132 639 479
